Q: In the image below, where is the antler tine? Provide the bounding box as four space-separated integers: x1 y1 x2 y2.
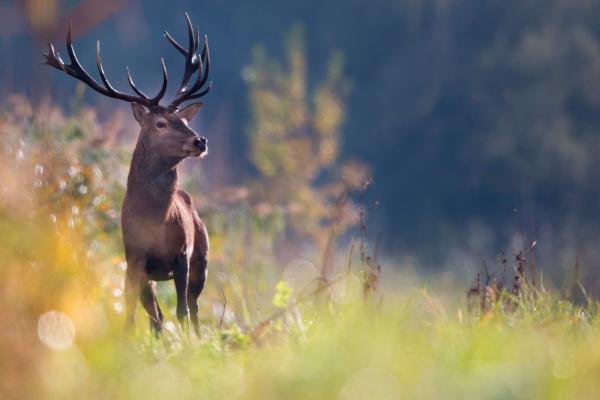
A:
163 30 187 55
94 36 168 107
167 18 211 110
183 80 212 102
44 16 209 110
42 43 62 70
44 20 167 108
195 27 200 54
96 41 134 98
150 58 169 104
164 12 200 96
179 37 210 98
126 66 150 100
185 12 196 54
126 60 168 103
64 22 117 96
200 33 208 62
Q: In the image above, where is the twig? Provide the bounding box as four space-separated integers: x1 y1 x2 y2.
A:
482 260 490 287
374 231 383 268
500 252 507 288
566 248 581 300
251 271 352 339
529 239 537 289
320 190 349 293
218 287 227 329
529 215 537 288
359 179 372 265
346 239 355 294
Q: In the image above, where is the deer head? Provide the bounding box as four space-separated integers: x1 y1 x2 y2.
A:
131 102 208 160
43 13 211 160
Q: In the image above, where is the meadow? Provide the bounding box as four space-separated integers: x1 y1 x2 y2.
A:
1 93 600 400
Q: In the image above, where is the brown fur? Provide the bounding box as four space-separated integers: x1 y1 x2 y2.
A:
122 103 208 335
43 14 213 336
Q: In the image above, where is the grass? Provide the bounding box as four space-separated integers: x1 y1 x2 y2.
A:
3 207 600 399
20 285 600 400
2 96 600 399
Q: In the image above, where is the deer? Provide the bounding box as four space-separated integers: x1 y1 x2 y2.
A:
43 14 212 336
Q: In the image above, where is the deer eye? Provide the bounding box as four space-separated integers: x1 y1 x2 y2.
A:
156 121 167 129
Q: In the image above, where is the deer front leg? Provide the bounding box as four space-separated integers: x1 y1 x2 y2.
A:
124 255 146 331
140 281 163 336
173 252 191 331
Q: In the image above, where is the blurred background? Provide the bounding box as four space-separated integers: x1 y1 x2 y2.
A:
2 0 600 289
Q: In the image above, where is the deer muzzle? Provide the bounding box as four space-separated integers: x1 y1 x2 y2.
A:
183 136 208 157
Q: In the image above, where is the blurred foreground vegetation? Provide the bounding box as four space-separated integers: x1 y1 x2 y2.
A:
2 37 600 399
1 95 600 400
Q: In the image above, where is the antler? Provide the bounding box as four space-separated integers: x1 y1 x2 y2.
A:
164 13 211 110
43 21 168 108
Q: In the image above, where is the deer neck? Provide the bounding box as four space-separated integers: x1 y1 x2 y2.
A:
126 134 181 216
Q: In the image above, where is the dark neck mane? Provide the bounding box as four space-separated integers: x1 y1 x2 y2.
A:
126 134 181 216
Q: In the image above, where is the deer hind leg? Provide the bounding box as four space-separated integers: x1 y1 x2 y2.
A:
187 253 207 336
140 281 163 336
173 252 191 331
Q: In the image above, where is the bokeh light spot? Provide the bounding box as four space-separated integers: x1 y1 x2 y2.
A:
37 311 76 350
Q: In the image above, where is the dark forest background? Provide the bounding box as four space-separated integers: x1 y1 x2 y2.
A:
2 0 600 280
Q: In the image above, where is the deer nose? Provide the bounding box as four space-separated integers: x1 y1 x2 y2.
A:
193 137 207 148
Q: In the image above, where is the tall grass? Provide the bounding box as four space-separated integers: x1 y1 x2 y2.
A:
1 96 600 399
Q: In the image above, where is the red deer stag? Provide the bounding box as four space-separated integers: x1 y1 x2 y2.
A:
43 14 212 335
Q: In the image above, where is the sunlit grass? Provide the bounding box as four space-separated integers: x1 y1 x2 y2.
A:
13 272 600 400
2 204 599 399
2 95 600 399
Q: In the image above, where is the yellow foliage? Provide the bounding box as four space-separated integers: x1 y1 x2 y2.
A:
246 26 363 250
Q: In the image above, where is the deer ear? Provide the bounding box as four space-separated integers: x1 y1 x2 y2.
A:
177 102 204 122
131 103 148 124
